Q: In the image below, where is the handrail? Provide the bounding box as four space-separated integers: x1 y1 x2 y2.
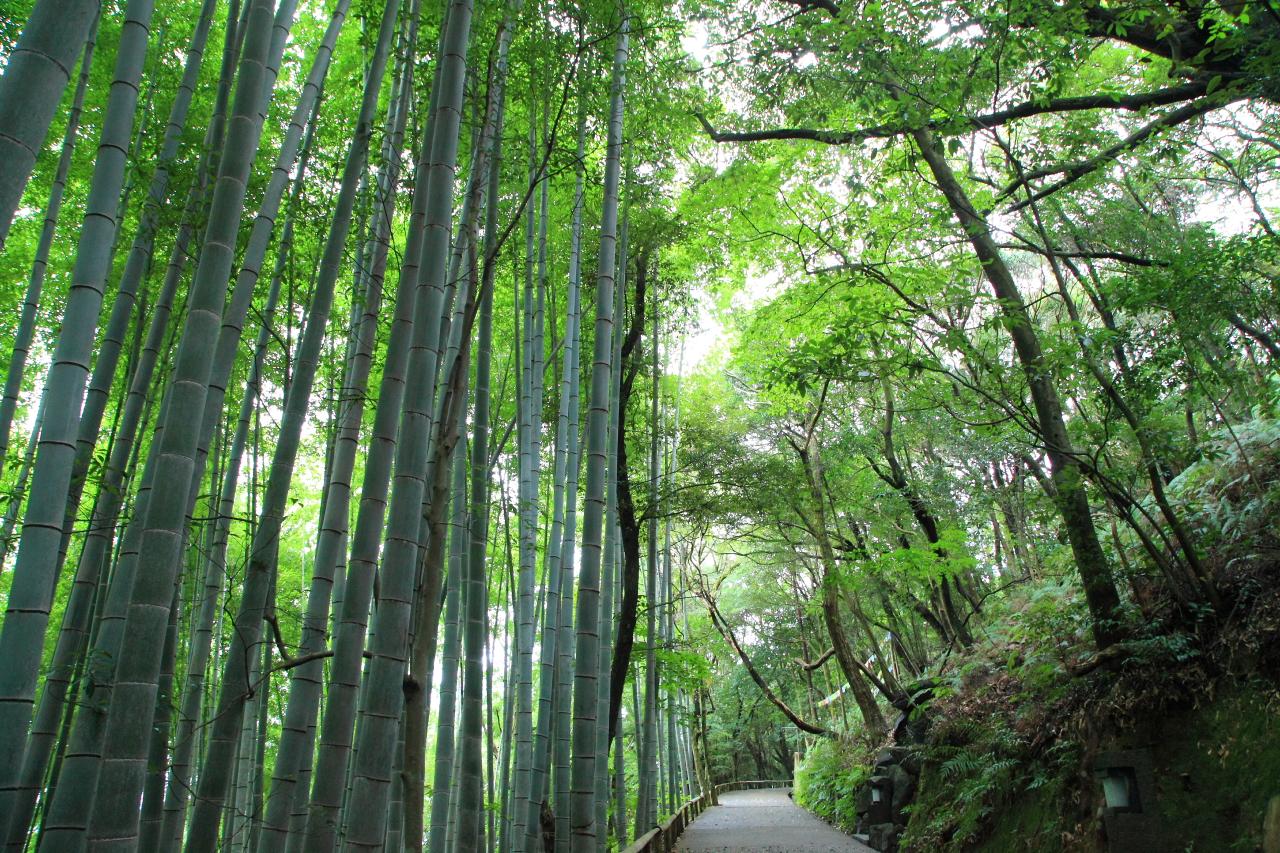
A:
619 779 793 853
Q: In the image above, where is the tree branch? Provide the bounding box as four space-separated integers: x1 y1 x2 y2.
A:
693 83 1210 148
999 96 1231 211
797 646 835 671
700 587 832 736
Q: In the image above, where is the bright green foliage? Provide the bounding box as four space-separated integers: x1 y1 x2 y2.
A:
0 0 1278 849
793 738 870 832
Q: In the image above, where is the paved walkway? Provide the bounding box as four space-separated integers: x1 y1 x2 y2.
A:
676 788 873 852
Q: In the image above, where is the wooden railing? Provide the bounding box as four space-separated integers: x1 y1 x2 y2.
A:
619 779 792 853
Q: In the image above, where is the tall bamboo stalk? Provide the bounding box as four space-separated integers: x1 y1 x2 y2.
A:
301 30 452 853
458 143 499 845
187 2 400 843
0 0 100 248
595 193 627 853
0 0 157 807
0 16 98 482
306 1 474 849
427 451 466 853
56 0 220 578
568 17 629 851
637 260 661 832
71 0 283 845
515 101 549 853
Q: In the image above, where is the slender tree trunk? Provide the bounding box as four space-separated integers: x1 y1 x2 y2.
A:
62 1 283 846
458 133 499 847
301 30 454 853
2 194 183 850
186 2 399 844
607 251 648 743
427 453 466 853
167 25 334 845
57 0 220 577
909 125 1124 648
137 583 181 850
636 265 660 837
593 93 623 853
517 91 551 853
326 1 473 847
554 261 582 853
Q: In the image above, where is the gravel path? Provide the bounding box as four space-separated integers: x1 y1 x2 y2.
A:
675 788 874 852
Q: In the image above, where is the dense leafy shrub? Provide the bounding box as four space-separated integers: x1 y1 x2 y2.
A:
792 737 870 832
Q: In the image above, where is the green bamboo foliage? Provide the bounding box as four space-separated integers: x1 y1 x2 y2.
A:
0 0 100 248
0 404 41 574
568 16 629 851
0 7 1224 853
0 0 156 800
0 16 98 481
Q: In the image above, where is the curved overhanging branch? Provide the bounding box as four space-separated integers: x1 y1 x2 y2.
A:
698 585 832 737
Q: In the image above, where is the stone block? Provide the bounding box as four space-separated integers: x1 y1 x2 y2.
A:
854 783 871 816
889 763 916 824
1093 748 1161 853
868 822 900 852
867 775 892 825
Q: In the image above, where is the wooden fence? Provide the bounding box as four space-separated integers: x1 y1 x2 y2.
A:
619 779 792 853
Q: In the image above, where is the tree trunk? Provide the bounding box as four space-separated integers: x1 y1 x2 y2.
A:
909 124 1124 648
328 0 473 846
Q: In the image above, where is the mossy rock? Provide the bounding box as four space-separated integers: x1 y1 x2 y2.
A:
1148 682 1280 852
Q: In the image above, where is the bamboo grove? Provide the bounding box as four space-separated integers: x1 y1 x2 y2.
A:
0 0 708 849
3 0 1280 849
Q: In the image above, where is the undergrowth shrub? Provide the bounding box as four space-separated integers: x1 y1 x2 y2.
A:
793 737 869 832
